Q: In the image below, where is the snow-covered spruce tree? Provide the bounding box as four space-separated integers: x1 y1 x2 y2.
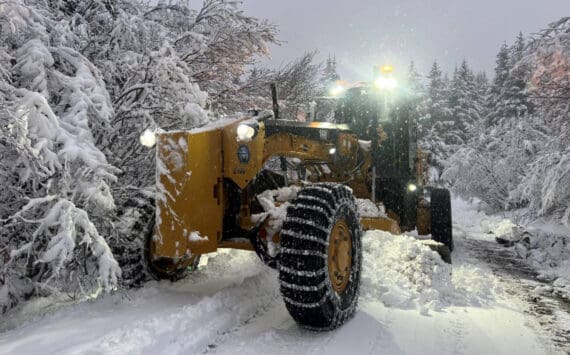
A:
442 37 535 211
485 43 511 126
486 34 534 127
0 1 120 312
474 71 490 106
444 21 569 224
448 60 482 144
421 60 484 179
322 55 341 90
419 61 453 177
404 61 429 153
424 61 451 125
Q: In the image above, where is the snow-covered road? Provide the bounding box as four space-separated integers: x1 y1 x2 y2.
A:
1 200 568 355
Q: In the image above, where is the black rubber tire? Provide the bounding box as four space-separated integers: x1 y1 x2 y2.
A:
401 188 418 231
279 183 362 330
423 242 452 264
113 194 155 287
430 188 453 252
113 193 199 286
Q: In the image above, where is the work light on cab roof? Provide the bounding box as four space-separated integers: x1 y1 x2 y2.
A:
374 64 398 90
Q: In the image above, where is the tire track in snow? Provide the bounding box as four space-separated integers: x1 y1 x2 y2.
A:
462 236 570 354
91 265 281 355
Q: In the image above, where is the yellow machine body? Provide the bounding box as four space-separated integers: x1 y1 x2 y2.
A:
154 116 420 264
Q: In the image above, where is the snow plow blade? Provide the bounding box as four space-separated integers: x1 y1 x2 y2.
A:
360 216 401 234
155 130 224 260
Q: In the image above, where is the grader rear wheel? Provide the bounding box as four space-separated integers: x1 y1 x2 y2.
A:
430 188 453 252
279 183 362 330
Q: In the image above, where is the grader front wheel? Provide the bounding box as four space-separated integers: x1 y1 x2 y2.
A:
279 183 362 330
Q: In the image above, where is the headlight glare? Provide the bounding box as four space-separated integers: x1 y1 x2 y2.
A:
140 129 156 147
237 124 256 142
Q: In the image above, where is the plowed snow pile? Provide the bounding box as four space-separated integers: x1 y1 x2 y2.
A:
362 231 499 314
0 221 550 355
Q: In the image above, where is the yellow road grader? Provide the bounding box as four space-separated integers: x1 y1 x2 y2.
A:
136 77 453 330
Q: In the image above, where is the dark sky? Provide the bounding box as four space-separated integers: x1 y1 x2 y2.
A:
241 0 569 81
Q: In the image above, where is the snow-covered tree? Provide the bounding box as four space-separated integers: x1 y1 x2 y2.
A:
512 18 570 224
425 61 451 124
0 1 120 312
216 51 323 120
444 19 569 225
0 0 279 312
322 55 340 91
486 34 534 126
419 61 453 178
421 60 483 178
274 52 323 120
448 60 482 143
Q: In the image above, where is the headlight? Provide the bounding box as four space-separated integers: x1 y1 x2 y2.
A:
237 124 256 142
407 183 417 192
140 129 156 147
328 85 345 97
329 147 337 155
374 77 398 90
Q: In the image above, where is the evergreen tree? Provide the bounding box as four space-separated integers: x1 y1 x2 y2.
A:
405 60 423 92
322 55 340 90
486 43 511 125
474 71 490 119
492 43 511 90
405 60 428 140
474 72 489 97
486 34 533 127
504 32 534 117
448 60 481 144
425 61 450 125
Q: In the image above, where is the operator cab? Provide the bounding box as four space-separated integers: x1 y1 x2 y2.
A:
330 84 420 228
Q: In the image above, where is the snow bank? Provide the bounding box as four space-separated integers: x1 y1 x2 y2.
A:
361 230 498 314
514 229 570 300
468 200 570 300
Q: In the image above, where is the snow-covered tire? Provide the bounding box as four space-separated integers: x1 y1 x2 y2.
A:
114 193 199 286
431 188 453 252
113 194 155 287
279 183 362 330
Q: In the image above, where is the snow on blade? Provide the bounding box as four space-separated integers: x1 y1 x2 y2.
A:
356 198 387 218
